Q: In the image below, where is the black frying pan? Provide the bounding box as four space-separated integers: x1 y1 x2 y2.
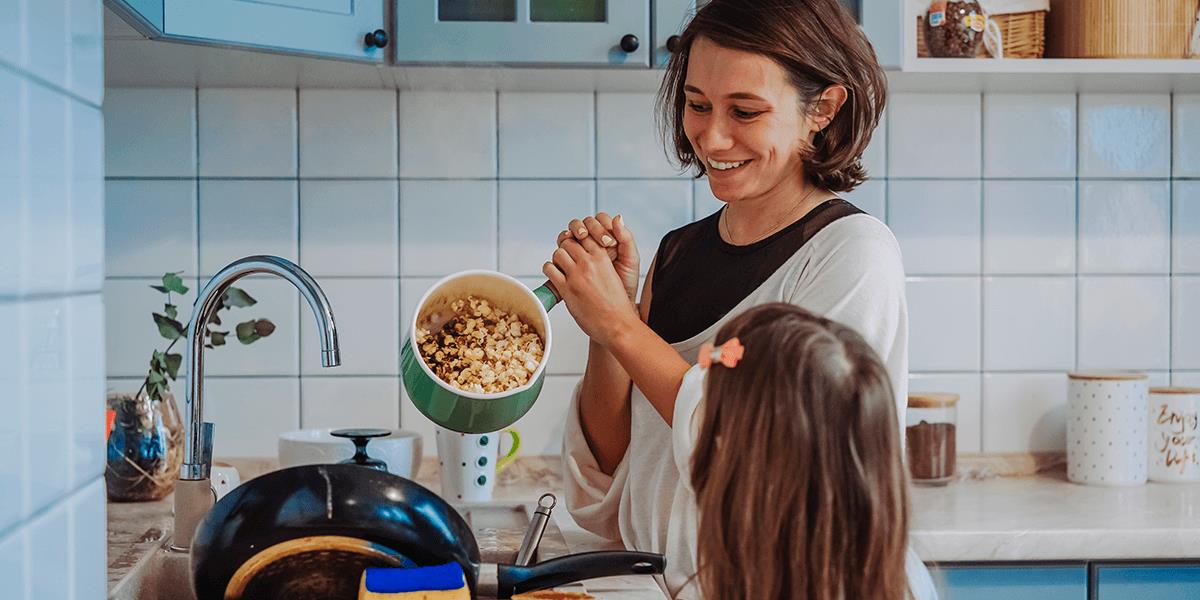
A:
190 465 663 599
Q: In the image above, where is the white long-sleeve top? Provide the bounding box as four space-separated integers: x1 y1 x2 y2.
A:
561 214 934 598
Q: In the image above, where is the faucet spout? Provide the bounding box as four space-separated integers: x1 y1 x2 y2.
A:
172 255 339 551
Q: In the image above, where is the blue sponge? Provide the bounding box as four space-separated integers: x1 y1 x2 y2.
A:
358 563 469 599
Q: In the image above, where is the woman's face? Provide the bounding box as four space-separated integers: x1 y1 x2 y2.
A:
682 37 818 204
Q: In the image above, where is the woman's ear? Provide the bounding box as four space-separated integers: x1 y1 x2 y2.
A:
811 84 849 132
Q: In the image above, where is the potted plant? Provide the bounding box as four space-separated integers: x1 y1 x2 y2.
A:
105 272 276 501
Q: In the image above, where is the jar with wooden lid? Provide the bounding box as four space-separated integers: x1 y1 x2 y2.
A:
906 393 959 485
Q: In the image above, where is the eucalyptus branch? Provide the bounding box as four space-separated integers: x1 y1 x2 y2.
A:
135 272 277 404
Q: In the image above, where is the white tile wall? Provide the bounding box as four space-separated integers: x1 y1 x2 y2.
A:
299 89 397 178
198 88 297 177
198 180 298 276
1176 181 1200 274
299 180 399 277
1078 94 1171 179
104 88 196 177
499 92 594 178
596 92 682 179
983 180 1075 275
499 180 594 277
888 93 980 178
103 87 1198 463
888 180 981 275
1176 95 1200 177
399 91 496 179
3 2 105 598
1078 180 1171 275
983 94 1076 179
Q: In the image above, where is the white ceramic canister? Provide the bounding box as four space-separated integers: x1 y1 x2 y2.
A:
1067 372 1149 486
1148 387 1200 483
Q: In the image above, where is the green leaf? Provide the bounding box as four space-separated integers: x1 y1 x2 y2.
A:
254 319 276 338
164 304 178 320
152 350 166 371
152 313 187 341
209 331 228 347
148 370 166 385
161 272 189 295
208 311 223 326
164 353 182 380
235 320 260 345
150 285 170 294
223 287 256 308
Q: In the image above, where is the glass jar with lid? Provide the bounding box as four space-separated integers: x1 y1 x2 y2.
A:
906 393 959 485
924 0 988 58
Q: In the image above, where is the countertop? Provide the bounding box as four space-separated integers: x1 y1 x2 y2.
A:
910 468 1200 563
108 458 1200 598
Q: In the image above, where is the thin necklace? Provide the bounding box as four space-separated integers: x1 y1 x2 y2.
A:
720 184 823 246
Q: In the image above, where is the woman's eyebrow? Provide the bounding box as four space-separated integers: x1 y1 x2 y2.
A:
683 85 766 102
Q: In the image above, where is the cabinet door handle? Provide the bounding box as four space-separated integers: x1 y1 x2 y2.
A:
364 29 389 48
619 34 640 53
666 35 682 53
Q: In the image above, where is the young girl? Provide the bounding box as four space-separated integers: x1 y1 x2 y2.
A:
671 303 934 599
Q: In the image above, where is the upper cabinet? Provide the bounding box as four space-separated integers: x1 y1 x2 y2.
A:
393 1 650 67
653 0 900 70
105 0 389 62
104 0 898 70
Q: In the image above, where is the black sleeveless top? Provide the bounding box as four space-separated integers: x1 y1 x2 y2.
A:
646 198 864 344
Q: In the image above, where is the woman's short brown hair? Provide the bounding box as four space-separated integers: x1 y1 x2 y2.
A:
657 0 887 192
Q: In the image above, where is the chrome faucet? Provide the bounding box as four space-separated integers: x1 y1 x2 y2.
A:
171 255 340 551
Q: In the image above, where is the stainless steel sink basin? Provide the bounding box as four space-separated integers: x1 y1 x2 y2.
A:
108 539 195 600
108 502 569 599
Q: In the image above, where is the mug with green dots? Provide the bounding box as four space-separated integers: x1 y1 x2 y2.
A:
435 425 521 502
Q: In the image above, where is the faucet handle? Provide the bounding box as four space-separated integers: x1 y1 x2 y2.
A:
200 422 214 463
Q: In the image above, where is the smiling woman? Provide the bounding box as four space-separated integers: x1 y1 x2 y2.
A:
542 1 922 599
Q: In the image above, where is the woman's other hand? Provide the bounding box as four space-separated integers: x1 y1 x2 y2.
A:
557 213 640 302
544 233 640 348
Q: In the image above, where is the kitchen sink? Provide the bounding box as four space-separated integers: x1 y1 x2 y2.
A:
108 502 569 599
108 540 194 600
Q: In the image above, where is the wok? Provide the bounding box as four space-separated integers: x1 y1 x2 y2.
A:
190 465 663 599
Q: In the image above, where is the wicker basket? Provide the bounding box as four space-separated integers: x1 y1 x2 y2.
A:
917 10 1046 58
1046 0 1198 58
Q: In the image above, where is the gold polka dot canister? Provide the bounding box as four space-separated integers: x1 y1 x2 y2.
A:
1067 372 1149 486
1148 387 1200 483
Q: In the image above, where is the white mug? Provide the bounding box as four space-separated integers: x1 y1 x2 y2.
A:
1149 387 1200 483
435 426 521 502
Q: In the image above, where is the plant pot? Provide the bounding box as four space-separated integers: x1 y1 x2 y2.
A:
105 391 184 501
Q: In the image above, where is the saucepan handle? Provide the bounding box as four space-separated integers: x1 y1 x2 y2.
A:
495 551 665 597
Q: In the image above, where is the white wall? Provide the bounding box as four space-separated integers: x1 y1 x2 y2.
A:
102 87 1200 460
0 0 107 598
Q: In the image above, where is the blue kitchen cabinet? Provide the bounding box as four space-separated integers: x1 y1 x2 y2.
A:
1095 564 1200 599
931 565 1088 600
654 0 695 67
393 1 650 67
105 0 388 62
653 0 900 70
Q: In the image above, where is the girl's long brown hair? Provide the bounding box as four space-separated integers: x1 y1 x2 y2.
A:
657 0 887 192
690 303 910 599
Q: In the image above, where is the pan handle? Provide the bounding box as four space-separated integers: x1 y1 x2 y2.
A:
496 551 665 597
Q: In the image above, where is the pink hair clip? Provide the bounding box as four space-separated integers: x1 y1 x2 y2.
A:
698 337 744 369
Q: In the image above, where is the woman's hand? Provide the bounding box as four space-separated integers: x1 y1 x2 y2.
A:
557 213 640 302
543 233 640 349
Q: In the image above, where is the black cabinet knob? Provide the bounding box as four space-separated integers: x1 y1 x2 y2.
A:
666 35 682 53
619 34 639 53
364 29 389 48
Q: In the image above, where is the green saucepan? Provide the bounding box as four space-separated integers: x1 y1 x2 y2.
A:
402 271 559 434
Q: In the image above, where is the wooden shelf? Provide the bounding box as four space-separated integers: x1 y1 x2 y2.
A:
905 57 1200 74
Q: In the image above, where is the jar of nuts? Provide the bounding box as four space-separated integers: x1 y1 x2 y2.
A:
924 0 987 58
